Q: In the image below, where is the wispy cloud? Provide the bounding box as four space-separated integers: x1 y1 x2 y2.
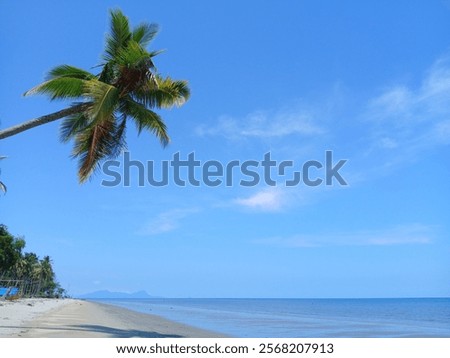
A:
365 55 450 151
255 223 435 247
137 208 199 236
199 55 450 212
430 119 450 145
234 187 287 212
335 55 450 184
196 108 325 140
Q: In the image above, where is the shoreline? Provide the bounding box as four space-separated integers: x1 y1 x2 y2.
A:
0 298 227 338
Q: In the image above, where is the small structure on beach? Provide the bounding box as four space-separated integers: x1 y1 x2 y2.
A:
0 278 42 300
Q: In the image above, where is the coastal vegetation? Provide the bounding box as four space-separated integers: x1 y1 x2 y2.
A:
0 225 66 298
0 9 190 182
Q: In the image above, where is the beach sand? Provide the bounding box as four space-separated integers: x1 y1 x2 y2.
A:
0 299 226 338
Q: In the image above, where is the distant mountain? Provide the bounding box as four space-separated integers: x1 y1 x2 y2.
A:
78 290 159 299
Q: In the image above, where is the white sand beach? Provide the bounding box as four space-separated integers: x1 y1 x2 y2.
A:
0 299 225 338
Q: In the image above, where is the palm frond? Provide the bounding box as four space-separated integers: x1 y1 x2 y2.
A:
133 75 190 109
98 62 117 84
124 98 169 146
104 9 131 62
116 40 154 68
73 117 120 182
83 80 120 123
74 123 111 182
59 109 91 142
111 116 127 157
0 181 6 194
24 77 88 100
47 65 96 80
132 23 159 47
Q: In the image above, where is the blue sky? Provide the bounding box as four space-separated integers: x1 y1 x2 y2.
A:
1 0 449 298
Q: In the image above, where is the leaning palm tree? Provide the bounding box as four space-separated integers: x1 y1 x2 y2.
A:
0 9 189 182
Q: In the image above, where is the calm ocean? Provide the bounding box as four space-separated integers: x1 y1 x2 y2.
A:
94 298 450 337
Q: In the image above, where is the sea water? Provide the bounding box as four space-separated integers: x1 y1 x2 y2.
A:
93 298 450 337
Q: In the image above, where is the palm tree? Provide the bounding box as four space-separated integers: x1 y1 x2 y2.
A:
37 256 57 297
0 9 190 182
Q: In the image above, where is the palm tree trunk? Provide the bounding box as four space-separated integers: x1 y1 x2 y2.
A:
0 103 90 140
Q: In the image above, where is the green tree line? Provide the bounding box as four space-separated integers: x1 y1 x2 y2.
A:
0 225 66 298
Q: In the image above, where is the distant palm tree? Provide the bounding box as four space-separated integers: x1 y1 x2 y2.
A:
38 256 57 297
0 9 190 182
0 156 6 194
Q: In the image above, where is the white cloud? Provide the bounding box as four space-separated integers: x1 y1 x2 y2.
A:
234 187 287 212
255 223 434 247
137 208 199 236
